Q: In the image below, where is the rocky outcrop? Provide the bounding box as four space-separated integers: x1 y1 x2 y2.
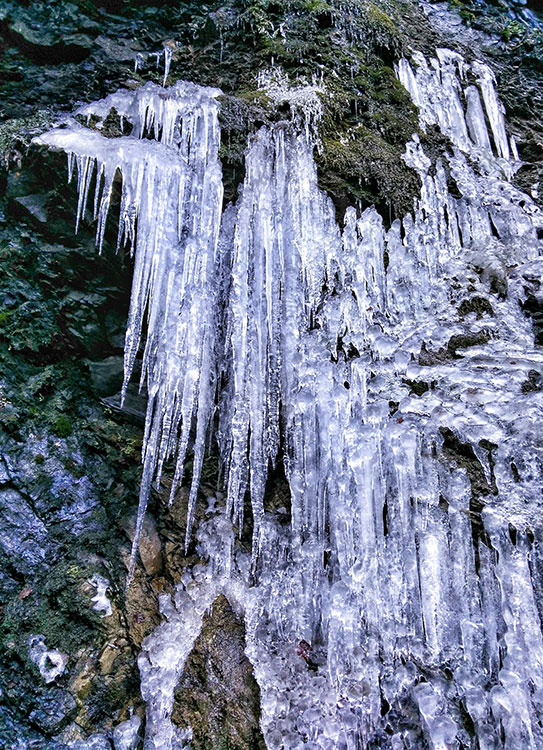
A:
0 0 542 747
172 595 266 750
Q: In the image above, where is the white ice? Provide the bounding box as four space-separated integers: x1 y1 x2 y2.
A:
88 574 113 617
35 48 543 750
28 635 69 684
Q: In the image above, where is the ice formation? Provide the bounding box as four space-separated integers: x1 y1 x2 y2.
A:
28 635 69 684
396 50 520 174
35 81 223 580
112 715 142 750
35 46 543 750
132 45 175 85
88 574 113 617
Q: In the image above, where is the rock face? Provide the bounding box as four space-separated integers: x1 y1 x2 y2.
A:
172 595 266 750
0 0 542 747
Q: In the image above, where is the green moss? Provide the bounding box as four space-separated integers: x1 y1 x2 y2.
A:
218 90 275 197
448 331 490 356
83 108 130 139
458 297 494 320
0 558 102 662
459 8 476 25
317 128 421 219
131 0 424 218
364 2 403 56
53 413 72 437
500 21 524 42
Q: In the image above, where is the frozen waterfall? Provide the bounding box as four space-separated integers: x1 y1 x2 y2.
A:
35 47 543 750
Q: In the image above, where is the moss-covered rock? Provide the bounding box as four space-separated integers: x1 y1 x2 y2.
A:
172 594 266 750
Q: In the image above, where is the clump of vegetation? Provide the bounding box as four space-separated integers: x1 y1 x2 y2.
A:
458 297 494 320
53 414 72 437
0 111 56 168
184 0 423 217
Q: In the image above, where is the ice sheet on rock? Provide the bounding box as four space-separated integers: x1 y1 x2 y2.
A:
140 49 543 748
69 735 111 750
28 635 69 684
74 80 222 148
138 504 244 747
216 47 542 750
88 574 113 617
138 561 220 749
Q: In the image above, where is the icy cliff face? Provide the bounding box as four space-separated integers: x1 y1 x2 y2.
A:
36 48 543 750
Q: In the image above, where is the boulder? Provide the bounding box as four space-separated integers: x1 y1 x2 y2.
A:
87 356 125 397
122 512 162 577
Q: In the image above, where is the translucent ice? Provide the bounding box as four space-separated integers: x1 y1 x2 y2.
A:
112 716 141 750
36 48 543 750
396 49 521 178
35 81 223 581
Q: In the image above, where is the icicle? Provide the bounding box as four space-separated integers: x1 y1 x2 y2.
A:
397 49 519 175
96 166 114 255
510 135 520 162
465 85 493 153
75 155 94 234
35 82 223 586
472 61 510 160
163 46 173 86
67 151 75 183
134 52 145 73
93 161 104 221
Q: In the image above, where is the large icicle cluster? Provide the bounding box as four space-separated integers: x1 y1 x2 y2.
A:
36 81 224 578
37 47 543 750
218 124 339 556
397 50 519 168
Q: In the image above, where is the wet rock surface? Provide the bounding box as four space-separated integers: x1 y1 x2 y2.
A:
172 595 266 750
0 423 147 746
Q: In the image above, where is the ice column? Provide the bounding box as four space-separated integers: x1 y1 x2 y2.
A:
219 125 340 555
